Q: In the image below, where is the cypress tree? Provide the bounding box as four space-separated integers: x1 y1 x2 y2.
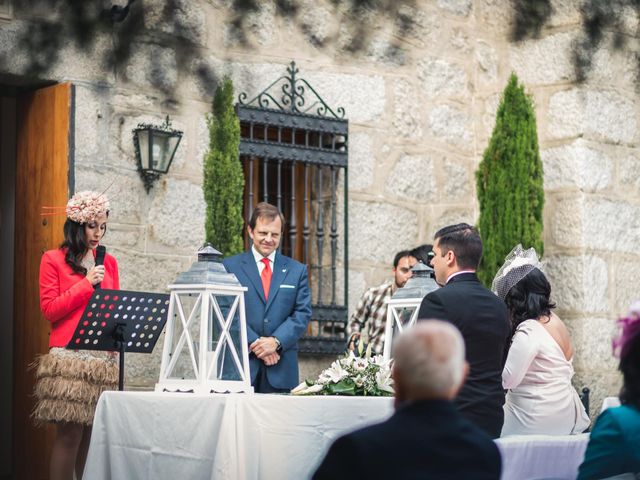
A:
203 77 245 257
476 73 544 287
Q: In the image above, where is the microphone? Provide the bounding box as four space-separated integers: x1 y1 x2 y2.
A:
95 245 106 289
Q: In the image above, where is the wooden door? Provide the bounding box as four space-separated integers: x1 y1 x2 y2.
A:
13 83 72 480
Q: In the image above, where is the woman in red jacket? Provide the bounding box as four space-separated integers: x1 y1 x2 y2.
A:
34 190 119 480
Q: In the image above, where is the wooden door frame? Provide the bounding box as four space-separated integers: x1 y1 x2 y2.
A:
13 82 74 480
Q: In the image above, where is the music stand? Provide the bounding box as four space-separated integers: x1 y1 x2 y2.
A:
68 289 170 390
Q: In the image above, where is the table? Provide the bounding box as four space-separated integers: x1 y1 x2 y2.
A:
497 433 589 480
601 396 621 412
84 392 394 479
84 392 590 480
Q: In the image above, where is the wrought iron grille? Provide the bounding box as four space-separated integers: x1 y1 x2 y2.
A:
237 61 349 355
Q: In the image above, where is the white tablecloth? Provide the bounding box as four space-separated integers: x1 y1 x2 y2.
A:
497 433 589 480
601 396 621 412
85 391 590 480
84 392 394 480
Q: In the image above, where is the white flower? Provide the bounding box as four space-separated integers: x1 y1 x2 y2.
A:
371 355 393 370
302 384 324 395
353 358 368 372
340 351 357 368
291 382 309 394
375 368 395 394
318 362 348 384
291 382 324 395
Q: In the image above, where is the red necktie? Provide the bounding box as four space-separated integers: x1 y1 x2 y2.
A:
261 258 272 300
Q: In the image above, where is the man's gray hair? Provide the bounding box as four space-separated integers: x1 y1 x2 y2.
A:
392 320 465 397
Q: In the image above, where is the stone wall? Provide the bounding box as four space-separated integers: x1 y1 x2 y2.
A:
3 0 639 412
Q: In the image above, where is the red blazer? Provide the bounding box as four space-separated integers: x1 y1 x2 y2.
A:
39 248 119 347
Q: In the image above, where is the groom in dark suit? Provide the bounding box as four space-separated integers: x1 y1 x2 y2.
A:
418 223 510 438
314 321 501 479
223 202 311 393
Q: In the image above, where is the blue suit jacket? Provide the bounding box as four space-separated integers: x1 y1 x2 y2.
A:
223 250 311 390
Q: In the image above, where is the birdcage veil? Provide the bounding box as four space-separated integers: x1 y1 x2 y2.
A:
491 244 542 300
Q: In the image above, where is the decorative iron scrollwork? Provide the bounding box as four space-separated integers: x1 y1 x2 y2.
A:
238 61 346 119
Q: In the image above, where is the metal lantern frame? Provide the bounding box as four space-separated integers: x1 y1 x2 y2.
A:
156 246 253 394
382 297 423 360
382 263 439 359
132 115 183 192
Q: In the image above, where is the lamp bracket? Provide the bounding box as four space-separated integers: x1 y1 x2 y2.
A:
139 169 161 193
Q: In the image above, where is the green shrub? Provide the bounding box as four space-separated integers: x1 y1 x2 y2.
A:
203 77 245 257
476 73 544 286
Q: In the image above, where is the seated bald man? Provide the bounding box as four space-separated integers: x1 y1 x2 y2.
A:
313 321 501 480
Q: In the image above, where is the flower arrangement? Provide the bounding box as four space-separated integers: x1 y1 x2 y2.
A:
292 345 394 396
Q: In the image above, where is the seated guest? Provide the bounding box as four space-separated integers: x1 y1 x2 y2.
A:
347 250 416 355
492 245 590 436
578 303 640 479
313 321 501 480
418 224 510 438
410 243 434 266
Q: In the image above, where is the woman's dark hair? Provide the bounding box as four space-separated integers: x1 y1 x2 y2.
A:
60 215 108 275
60 219 89 275
504 267 556 330
619 329 640 409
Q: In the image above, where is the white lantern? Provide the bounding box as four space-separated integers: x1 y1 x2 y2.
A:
383 263 439 359
156 245 253 394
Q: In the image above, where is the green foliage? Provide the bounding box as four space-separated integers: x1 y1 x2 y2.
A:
203 77 245 257
476 73 545 287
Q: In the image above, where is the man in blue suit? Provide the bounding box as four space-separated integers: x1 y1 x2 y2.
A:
223 202 311 393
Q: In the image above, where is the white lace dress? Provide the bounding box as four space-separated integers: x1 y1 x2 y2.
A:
501 318 590 436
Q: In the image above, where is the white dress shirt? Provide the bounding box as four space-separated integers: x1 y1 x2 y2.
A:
251 245 276 274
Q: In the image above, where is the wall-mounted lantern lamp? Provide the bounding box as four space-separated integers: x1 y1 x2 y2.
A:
132 115 183 192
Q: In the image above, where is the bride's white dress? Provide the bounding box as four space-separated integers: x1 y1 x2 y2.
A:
501 318 590 436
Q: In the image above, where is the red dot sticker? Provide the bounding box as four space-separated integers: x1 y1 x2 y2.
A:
79 329 85 335
83 320 89 326
105 313 110 319
113 295 119 301
87 312 93 318
109 304 115 310
101 321 106 327
100 303 106 309
75 338 81 344
105 295 110 300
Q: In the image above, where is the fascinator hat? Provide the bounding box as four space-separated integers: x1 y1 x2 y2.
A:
491 244 542 300
42 190 110 225
613 301 640 359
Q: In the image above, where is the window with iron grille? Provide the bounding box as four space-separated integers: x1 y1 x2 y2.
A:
236 62 348 355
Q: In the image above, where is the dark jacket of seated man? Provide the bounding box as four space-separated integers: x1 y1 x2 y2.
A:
313 321 501 480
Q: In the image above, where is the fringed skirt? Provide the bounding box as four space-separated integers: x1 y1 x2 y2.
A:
32 347 118 426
